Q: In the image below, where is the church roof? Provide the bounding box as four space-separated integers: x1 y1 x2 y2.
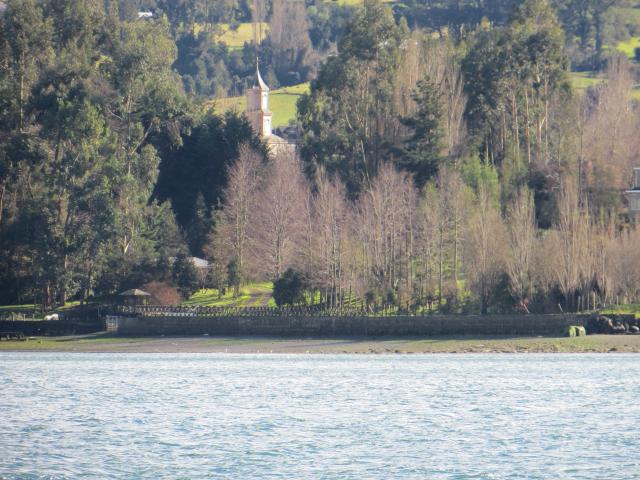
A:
256 64 269 92
266 133 289 144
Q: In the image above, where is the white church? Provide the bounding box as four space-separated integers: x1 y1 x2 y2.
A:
245 64 295 156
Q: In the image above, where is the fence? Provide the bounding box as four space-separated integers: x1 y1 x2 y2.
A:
116 304 368 318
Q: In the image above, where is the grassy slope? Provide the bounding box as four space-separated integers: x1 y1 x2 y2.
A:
0 301 82 319
182 282 275 308
617 36 640 58
194 22 269 50
569 71 640 100
211 82 310 128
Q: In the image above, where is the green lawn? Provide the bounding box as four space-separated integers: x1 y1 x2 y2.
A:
617 36 640 59
193 22 269 50
183 282 275 308
569 71 606 91
569 71 640 100
211 82 309 128
599 304 640 317
0 301 82 318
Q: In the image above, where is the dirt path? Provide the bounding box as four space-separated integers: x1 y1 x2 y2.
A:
247 284 272 307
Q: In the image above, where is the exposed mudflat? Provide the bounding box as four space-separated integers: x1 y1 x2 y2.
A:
2 334 640 353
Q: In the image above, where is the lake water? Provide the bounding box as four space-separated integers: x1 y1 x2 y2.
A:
1 353 639 479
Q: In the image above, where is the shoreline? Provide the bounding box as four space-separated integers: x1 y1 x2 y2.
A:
1 334 640 354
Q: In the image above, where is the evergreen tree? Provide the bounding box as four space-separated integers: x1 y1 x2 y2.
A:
398 75 444 188
172 252 199 298
298 0 406 197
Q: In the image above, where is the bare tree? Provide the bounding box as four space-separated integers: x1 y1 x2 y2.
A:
464 185 507 314
505 187 537 312
416 185 442 310
252 149 308 280
270 0 312 80
433 167 472 306
609 227 640 305
581 57 640 203
394 35 467 163
219 144 262 287
355 164 417 303
308 170 349 306
548 179 591 311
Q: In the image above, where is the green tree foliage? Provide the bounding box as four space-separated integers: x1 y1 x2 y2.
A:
172 252 199 298
273 268 309 307
307 2 355 53
0 0 190 307
462 0 569 174
394 1 626 69
154 111 267 254
555 0 623 68
298 0 406 196
174 33 233 97
0 0 52 131
398 75 444 188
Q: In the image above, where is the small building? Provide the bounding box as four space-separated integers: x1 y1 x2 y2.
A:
137 11 153 19
119 289 152 306
625 167 640 223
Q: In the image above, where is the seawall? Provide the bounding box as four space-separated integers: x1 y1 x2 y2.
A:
114 314 588 337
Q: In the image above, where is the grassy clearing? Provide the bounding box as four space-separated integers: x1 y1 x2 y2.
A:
193 22 269 50
599 304 640 317
617 36 640 59
569 71 606 91
211 82 309 127
182 282 274 308
569 71 640 100
0 301 83 318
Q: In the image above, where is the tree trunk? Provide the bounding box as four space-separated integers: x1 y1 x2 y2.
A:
0 183 5 225
524 87 531 165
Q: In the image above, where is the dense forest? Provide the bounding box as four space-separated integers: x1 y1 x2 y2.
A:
1 0 640 314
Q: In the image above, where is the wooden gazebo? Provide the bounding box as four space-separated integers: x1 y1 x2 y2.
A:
119 289 152 306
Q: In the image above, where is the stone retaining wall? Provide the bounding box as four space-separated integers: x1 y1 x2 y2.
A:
115 314 588 337
0 319 104 336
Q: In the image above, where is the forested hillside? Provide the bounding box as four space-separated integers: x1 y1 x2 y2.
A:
1 0 640 314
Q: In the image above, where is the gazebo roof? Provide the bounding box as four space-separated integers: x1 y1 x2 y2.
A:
119 289 152 297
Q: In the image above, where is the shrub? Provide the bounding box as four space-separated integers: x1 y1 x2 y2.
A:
273 268 309 307
172 253 200 298
566 325 586 337
142 281 181 306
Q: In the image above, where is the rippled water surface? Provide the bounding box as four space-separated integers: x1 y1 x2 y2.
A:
1 353 639 479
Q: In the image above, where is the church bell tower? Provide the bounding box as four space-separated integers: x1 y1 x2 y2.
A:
246 64 272 138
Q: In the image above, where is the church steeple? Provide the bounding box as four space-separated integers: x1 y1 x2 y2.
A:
246 62 272 137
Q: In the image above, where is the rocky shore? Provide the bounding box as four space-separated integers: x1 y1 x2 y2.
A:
586 315 640 335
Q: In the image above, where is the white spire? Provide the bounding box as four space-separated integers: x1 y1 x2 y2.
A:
256 61 269 92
